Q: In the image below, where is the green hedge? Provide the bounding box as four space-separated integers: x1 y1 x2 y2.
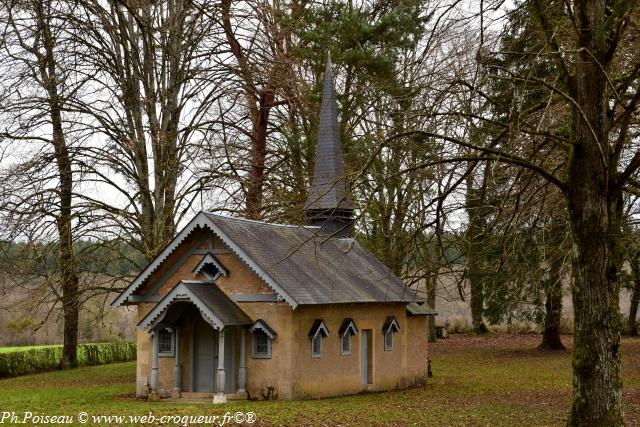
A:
0 342 136 378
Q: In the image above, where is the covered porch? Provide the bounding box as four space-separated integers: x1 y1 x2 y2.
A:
138 281 252 403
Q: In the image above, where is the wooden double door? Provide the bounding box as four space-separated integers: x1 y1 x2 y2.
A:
192 316 235 393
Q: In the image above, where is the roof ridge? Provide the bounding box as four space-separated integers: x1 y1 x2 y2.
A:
204 212 321 229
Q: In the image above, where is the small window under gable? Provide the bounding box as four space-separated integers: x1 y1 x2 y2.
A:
202 262 220 278
382 316 400 351
249 319 276 359
308 319 329 358
192 253 228 281
158 328 175 357
338 318 358 355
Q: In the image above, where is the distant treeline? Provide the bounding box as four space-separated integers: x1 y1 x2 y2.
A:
0 239 145 277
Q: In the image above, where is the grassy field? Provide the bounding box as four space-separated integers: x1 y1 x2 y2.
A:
0 334 638 426
0 344 62 354
0 343 118 354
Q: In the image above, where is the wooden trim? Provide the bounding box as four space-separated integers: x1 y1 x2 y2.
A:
192 249 232 255
112 213 212 307
113 212 299 309
189 327 194 393
138 282 226 331
142 234 210 298
233 293 279 302
128 295 162 303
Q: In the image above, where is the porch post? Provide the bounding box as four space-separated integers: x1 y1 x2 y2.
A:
174 327 182 397
238 328 246 394
213 328 226 403
150 330 159 397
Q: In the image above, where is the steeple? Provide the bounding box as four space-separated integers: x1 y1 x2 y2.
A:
305 54 354 237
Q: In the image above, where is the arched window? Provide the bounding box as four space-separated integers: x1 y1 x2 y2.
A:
249 319 276 359
338 318 358 355
382 316 400 351
308 319 329 358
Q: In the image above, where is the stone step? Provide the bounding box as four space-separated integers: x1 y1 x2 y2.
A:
180 392 213 399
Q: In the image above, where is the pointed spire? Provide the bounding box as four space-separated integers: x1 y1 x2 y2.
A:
305 53 353 236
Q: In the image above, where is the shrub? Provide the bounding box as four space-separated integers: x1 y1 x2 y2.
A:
7 317 38 333
0 342 136 378
447 318 473 334
492 320 540 335
80 342 136 366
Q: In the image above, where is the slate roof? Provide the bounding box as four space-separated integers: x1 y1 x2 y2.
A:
305 55 353 212
407 302 438 316
205 213 420 305
185 282 251 326
137 280 252 330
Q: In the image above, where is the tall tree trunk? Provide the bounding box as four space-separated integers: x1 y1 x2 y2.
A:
52 67 80 372
567 189 623 426
565 53 623 426
37 2 79 369
629 270 639 337
245 93 274 220
221 0 280 221
539 282 564 350
427 275 437 342
469 274 488 333
540 221 565 350
57 162 79 369
466 163 489 334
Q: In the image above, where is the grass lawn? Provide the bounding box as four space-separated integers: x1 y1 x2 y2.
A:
0 334 638 426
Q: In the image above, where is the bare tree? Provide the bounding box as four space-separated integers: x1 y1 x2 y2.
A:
0 0 86 367
70 0 225 260
410 0 640 423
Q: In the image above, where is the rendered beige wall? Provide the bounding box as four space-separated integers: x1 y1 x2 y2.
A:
290 304 428 400
238 302 294 400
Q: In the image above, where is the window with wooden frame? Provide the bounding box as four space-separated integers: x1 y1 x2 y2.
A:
312 333 323 357
252 330 271 358
308 319 329 358
158 328 175 357
338 318 358 355
249 319 276 359
382 316 400 352
341 332 351 354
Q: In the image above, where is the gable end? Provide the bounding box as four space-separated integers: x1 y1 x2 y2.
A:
112 212 299 308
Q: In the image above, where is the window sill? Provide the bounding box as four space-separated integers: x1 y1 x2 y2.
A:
251 353 271 359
